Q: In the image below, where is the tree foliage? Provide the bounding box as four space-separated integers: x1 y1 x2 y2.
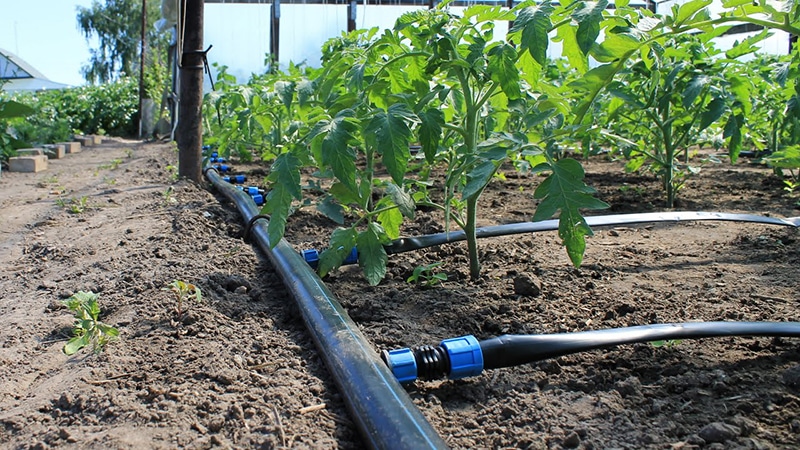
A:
77 0 166 85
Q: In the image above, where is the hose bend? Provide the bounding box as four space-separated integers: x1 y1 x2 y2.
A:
205 168 448 450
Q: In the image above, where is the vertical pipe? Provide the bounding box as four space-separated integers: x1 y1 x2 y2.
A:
138 0 147 139
348 0 357 32
270 0 281 70
177 0 204 183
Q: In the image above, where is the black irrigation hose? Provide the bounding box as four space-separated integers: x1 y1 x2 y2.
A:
384 212 800 254
383 322 800 383
205 168 448 450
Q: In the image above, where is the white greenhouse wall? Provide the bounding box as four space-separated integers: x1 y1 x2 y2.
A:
203 1 791 87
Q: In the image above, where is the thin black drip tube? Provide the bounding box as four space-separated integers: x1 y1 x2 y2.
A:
205 168 448 450
384 212 800 254
480 322 800 371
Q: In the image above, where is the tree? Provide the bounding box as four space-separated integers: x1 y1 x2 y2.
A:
77 0 165 84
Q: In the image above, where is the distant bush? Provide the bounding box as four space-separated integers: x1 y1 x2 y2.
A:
7 77 139 142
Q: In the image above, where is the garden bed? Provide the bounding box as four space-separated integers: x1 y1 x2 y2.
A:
0 140 798 449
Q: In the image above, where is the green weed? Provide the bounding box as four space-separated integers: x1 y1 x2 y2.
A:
163 280 202 320
407 262 447 287
62 291 119 355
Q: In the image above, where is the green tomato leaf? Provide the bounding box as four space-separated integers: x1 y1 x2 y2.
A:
386 183 415 218
532 158 609 267
357 223 389 286
319 227 358 278
365 103 414 186
263 152 303 247
674 0 712 26
63 334 91 356
488 43 521 100
573 0 608 55
312 110 360 194
723 113 744 163
274 80 295 112
698 97 726 132
511 2 553 66
463 160 499 200
682 75 710 108
569 62 622 124
317 195 345 224
418 108 444 164
377 200 403 240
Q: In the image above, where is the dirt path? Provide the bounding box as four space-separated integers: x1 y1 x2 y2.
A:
1 140 799 449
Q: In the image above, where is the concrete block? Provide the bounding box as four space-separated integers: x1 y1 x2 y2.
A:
58 142 81 154
90 135 103 145
75 136 92 147
9 154 48 173
16 148 45 156
43 144 66 159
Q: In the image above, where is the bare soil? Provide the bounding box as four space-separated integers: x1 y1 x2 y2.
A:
0 140 798 449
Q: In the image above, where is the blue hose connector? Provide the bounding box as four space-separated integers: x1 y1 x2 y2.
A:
302 247 358 268
383 348 418 384
343 247 358 265
302 249 320 269
441 335 483 379
214 164 232 173
251 193 265 206
381 335 484 383
210 156 226 163
223 175 247 184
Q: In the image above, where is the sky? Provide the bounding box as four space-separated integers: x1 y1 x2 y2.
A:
0 0 96 87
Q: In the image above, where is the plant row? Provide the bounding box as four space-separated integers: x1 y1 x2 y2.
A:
202 0 800 285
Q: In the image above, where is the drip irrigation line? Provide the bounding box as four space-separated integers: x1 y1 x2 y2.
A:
205 168 448 450
383 322 800 383
384 211 800 255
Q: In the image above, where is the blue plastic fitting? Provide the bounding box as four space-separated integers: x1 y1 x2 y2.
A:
223 175 247 184
302 249 320 269
214 164 231 173
382 335 484 383
344 247 358 265
210 157 226 163
251 193 265 206
383 348 418 384
244 186 262 195
440 335 483 380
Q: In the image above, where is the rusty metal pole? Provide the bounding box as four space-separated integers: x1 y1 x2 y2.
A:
138 0 147 139
177 0 204 183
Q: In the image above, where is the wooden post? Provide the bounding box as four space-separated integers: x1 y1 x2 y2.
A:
138 0 147 139
348 0 356 33
270 0 280 68
177 0 204 183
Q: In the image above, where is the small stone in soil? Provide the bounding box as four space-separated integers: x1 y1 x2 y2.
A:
513 273 542 297
781 364 800 387
698 422 740 443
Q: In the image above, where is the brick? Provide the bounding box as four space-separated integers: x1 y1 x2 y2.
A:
16 148 44 156
9 155 48 173
43 144 66 159
75 136 92 147
57 142 81 154
90 135 103 145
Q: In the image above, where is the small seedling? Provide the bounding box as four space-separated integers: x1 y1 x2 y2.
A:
98 159 123 170
56 196 89 214
166 164 179 181
163 280 202 319
62 291 119 355
407 262 447 287
650 339 682 348
161 186 176 205
124 148 133 158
